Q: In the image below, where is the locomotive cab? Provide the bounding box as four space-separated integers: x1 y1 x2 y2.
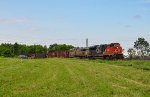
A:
103 43 123 59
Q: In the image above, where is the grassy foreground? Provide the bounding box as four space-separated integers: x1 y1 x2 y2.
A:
0 58 150 97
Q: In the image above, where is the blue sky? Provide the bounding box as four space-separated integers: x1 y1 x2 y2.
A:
0 0 150 50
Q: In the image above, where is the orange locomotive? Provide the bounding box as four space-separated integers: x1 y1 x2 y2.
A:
103 43 123 59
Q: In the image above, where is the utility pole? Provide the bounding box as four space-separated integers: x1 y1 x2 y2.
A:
86 38 88 47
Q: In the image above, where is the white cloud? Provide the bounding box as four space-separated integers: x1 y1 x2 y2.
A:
0 18 29 24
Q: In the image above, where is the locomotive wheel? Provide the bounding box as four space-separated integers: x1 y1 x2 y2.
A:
88 56 92 60
119 54 124 59
103 56 111 60
112 55 117 60
110 55 114 60
103 56 106 60
105 56 110 60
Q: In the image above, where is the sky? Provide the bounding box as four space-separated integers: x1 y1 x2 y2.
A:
0 0 150 51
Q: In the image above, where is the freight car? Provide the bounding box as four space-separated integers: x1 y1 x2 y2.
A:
47 51 69 58
29 52 47 58
35 52 47 58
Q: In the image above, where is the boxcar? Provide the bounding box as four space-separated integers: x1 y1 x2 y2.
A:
47 51 69 58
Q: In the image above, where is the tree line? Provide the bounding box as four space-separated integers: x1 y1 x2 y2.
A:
0 37 149 58
127 37 150 59
0 43 74 57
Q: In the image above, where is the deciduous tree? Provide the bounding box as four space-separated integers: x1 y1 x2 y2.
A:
134 38 149 57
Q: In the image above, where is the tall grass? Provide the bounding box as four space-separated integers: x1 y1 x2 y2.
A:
98 60 150 70
0 58 150 97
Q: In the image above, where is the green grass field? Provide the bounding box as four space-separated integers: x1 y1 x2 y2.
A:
0 58 150 97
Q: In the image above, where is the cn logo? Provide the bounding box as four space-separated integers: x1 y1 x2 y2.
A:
96 48 101 53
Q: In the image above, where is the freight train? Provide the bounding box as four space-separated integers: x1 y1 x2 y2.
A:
69 43 123 59
29 43 123 59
